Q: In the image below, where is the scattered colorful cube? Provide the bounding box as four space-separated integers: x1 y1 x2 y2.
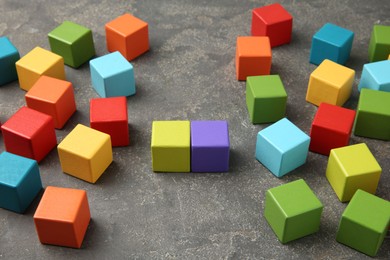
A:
264 179 323 243
0 36 20 85
246 75 287 124
48 21 96 68
358 60 390 92
368 25 390 62
33 186 91 248
57 124 113 183
306 59 355 106
0 152 42 213
255 118 310 177
90 51 136 97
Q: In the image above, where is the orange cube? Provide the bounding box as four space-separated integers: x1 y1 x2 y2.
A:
25 76 76 129
33 186 91 248
105 14 149 61
236 36 272 81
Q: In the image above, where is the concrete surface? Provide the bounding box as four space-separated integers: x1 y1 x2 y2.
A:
0 0 389 259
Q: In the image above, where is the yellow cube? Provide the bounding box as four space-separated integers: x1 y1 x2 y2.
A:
326 143 381 202
151 121 190 172
16 47 65 91
306 59 355 106
57 124 113 183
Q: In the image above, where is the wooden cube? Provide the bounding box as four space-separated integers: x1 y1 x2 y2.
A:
368 25 390 62
236 36 271 81
33 186 91 248
48 21 95 68
336 190 390 256
309 103 356 155
0 152 42 213
25 76 76 129
105 13 149 61
306 59 355 106
57 124 113 183
264 179 323 243
326 143 381 202
151 121 190 172
358 60 390 92
251 3 293 47
0 36 20 85
90 97 129 147
246 75 287 124
15 47 65 91
1 107 57 162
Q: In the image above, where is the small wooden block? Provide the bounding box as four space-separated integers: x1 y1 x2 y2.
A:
57 124 112 183
25 76 76 129
0 36 20 85
306 59 355 106
0 152 42 213
326 143 381 202
368 25 390 62
358 60 390 92
33 186 91 248
15 47 65 91
236 36 272 81
1 106 57 162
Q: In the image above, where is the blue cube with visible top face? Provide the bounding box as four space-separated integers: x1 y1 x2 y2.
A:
310 23 354 65
358 60 390 92
90 51 135 97
0 152 42 213
255 118 310 177
0 36 20 85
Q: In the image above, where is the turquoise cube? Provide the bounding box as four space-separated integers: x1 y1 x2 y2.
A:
255 118 310 177
358 60 390 92
310 23 354 65
0 36 20 85
0 152 42 213
90 51 135 97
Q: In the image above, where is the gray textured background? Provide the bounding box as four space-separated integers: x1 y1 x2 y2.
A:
0 0 389 259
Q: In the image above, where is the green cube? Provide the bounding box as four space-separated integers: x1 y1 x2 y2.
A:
336 189 390 257
264 179 323 243
48 21 95 68
246 75 287 124
368 25 390 62
354 88 390 140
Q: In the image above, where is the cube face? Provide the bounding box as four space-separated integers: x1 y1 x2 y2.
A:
326 143 381 202
191 121 230 172
57 124 113 183
33 186 91 248
310 23 354 65
236 36 272 80
309 103 356 155
358 60 390 92
354 89 390 140
90 97 129 146
1 107 57 162
255 118 310 177
48 21 96 68
336 190 390 256
151 121 190 172
25 76 76 129
246 75 287 124
0 152 42 213
251 3 293 47
264 179 323 243
368 25 390 62
90 51 135 97
306 59 355 106
105 13 149 61
0 36 20 85
15 47 65 91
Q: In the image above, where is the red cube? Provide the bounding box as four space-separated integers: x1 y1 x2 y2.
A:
309 103 356 155
251 3 293 47
90 96 129 146
1 107 56 162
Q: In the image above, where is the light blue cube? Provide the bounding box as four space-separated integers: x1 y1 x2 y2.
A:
358 60 390 92
90 51 135 97
309 23 354 65
0 152 42 213
0 36 20 85
255 118 310 177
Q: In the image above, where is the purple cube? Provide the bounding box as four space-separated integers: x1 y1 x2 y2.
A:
191 120 230 172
